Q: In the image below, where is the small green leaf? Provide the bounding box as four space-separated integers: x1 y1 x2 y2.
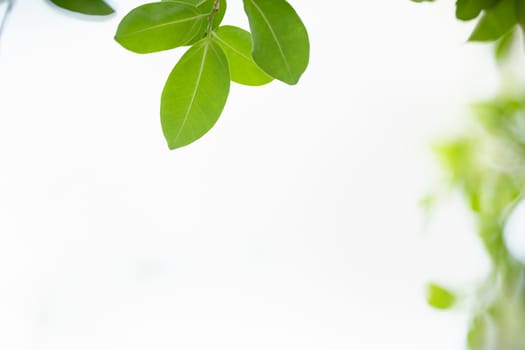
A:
161 39 230 149
162 0 227 30
115 2 207 54
456 0 483 21
243 0 309 85
49 0 114 15
213 25 273 86
469 0 517 42
426 283 457 310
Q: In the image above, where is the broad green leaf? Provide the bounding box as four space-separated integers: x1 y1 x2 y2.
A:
114 2 207 54
426 283 456 310
469 0 517 42
213 25 273 86
162 0 227 30
243 0 309 85
49 0 114 15
161 39 230 149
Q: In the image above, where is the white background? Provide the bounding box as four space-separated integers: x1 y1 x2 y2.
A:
0 0 505 349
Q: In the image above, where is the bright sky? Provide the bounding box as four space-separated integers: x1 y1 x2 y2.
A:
0 1 504 349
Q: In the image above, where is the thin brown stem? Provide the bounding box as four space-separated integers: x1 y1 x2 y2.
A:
206 0 220 36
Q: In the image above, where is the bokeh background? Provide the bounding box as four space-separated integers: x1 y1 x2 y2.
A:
0 1 508 349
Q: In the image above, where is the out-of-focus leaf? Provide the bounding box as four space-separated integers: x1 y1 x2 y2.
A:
456 0 484 21
426 283 457 310
516 0 525 29
494 29 515 60
49 0 114 15
469 0 517 42
467 316 488 350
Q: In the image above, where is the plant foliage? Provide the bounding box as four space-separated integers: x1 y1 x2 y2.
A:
415 1 525 348
433 94 525 349
414 0 525 42
49 0 114 15
115 0 310 150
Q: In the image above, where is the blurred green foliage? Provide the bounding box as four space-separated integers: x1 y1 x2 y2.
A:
415 1 525 348
415 0 525 42
426 283 457 309
433 92 525 349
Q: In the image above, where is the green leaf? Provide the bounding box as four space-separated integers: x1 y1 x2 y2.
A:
426 283 457 310
480 0 500 9
162 0 227 30
213 25 273 86
469 0 517 42
161 39 230 149
114 2 207 54
516 0 525 29
243 0 309 85
494 28 515 60
456 0 483 21
467 316 488 350
49 0 114 15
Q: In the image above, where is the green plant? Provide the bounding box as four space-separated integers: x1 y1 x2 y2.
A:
416 1 525 349
1 0 309 150
114 0 310 150
429 92 525 349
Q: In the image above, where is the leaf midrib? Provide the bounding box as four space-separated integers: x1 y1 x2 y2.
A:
117 12 207 39
174 41 210 143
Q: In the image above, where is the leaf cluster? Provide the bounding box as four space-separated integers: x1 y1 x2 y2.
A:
114 0 310 150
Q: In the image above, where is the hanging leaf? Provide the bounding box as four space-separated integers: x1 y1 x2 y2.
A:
469 0 517 42
49 0 114 15
213 25 273 86
161 39 230 149
114 2 207 54
243 0 309 85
